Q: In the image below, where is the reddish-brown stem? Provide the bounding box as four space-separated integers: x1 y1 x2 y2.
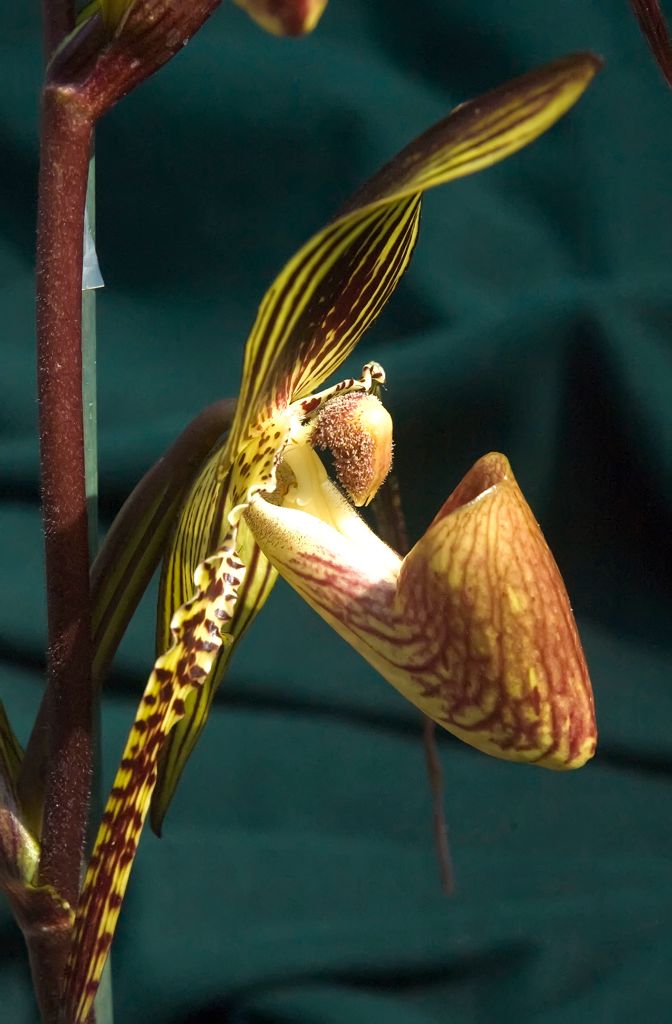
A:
42 0 76 61
33 86 95 1011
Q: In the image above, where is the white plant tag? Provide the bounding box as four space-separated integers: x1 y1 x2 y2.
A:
82 208 104 290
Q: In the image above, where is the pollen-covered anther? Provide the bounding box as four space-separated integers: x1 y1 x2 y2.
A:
311 392 393 507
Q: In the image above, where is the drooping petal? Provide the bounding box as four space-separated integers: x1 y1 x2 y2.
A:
151 513 276 835
151 442 278 835
629 0 672 89
62 542 246 1023
234 0 328 36
226 53 601 459
90 400 258 838
245 450 596 770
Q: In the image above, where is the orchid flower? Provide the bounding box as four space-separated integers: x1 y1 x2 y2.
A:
62 53 599 1021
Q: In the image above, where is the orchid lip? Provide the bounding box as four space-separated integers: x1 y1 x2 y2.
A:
246 449 596 773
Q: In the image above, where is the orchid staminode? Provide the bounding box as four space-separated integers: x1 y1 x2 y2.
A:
62 53 600 1022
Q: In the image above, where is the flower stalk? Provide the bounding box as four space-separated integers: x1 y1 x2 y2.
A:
33 80 96 1017
31 3 230 1015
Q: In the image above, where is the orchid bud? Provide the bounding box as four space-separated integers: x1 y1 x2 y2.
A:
312 392 393 507
234 0 329 36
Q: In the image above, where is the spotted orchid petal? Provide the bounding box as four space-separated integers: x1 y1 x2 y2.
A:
151 491 277 836
245 450 596 769
151 52 601 831
235 0 329 36
64 55 600 1020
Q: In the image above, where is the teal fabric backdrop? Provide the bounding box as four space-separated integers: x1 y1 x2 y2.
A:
1 2 671 1021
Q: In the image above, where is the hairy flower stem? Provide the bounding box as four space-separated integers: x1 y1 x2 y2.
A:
33 83 96 1016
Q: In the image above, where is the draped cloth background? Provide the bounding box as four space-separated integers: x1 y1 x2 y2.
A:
1 2 671 1020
